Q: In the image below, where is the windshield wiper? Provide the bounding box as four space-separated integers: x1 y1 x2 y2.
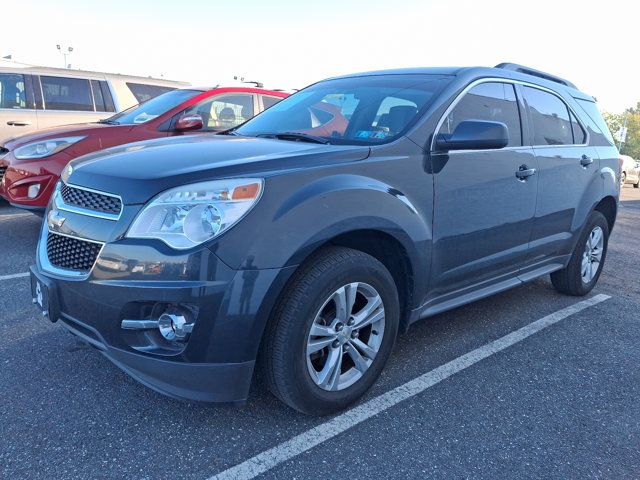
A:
217 128 239 136
258 132 330 144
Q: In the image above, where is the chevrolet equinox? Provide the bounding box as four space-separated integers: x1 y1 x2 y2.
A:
30 63 620 415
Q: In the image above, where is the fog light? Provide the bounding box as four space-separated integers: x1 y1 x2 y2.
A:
28 183 41 198
158 309 194 341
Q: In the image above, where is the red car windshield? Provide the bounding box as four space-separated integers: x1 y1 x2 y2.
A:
103 89 202 125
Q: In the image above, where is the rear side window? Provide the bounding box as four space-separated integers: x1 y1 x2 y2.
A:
439 82 522 147
99 81 116 112
576 99 615 146
570 111 586 144
523 86 572 146
0 73 27 109
41 76 94 111
262 95 282 110
127 83 175 103
91 80 106 112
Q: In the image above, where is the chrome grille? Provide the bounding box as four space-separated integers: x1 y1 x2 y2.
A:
46 232 102 272
60 183 122 216
0 166 6 182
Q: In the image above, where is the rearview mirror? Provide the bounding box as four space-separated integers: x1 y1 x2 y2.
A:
434 120 509 152
175 114 204 132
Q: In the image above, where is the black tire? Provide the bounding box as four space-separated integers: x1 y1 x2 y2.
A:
262 246 399 415
634 180 639 189
550 210 609 296
620 172 626 186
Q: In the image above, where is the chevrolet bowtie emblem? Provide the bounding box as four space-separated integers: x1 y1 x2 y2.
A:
48 209 66 229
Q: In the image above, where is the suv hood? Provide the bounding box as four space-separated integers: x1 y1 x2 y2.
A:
3 123 130 149
67 134 370 204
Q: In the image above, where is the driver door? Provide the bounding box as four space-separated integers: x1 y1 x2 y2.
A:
428 82 538 301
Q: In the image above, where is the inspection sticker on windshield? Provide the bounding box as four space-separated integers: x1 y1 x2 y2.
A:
356 130 388 139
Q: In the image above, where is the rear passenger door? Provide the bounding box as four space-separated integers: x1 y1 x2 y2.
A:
0 73 38 142
520 86 600 275
429 82 538 300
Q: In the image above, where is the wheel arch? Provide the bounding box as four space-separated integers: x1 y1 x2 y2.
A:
593 195 617 232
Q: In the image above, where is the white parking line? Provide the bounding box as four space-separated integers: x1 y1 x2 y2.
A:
0 272 29 281
0 213 33 221
209 294 611 480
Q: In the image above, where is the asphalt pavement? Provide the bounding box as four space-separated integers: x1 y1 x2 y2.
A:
1 188 638 480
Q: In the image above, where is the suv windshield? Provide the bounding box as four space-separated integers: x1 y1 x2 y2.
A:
105 89 202 125
236 74 452 145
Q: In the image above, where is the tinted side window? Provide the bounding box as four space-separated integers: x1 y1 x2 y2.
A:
570 111 586 144
262 95 282 110
185 94 254 130
41 76 93 111
523 87 572 146
91 80 106 112
0 73 27 109
99 81 116 112
439 82 522 147
127 83 175 103
576 99 615 146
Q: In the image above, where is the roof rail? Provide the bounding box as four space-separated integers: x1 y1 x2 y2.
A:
494 63 577 89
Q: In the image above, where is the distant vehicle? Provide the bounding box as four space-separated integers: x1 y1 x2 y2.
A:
620 154 639 188
0 63 188 142
0 86 288 209
29 63 619 415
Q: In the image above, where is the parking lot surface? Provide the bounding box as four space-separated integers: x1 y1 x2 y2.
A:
1 188 639 480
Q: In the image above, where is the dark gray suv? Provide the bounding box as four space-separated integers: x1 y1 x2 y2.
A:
30 63 620 415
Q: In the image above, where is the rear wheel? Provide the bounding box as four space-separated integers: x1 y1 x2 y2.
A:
634 178 639 188
263 247 399 415
550 211 609 296
620 172 626 186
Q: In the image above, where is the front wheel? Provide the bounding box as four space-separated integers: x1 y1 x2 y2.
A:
551 211 609 296
263 247 399 415
620 172 627 186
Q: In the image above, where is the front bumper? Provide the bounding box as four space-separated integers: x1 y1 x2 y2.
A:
33 222 296 403
0 150 68 208
57 307 255 403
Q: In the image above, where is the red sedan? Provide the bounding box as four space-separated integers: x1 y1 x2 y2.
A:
0 86 288 210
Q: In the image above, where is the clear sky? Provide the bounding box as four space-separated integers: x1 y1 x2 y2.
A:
3 0 638 112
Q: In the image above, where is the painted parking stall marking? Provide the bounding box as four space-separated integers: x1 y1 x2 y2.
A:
209 294 611 480
0 272 30 281
0 213 33 221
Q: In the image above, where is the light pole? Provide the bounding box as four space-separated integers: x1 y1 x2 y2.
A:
56 45 73 68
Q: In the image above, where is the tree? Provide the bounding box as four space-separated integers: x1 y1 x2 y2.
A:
603 102 640 159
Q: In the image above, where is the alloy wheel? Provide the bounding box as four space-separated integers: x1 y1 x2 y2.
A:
581 226 604 284
306 282 385 391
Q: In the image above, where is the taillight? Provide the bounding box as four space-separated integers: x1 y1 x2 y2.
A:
619 157 624 173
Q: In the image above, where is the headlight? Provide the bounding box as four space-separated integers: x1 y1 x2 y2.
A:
127 179 263 249
13 136 86 159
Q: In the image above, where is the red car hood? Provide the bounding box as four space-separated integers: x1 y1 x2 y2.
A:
2 123 132 150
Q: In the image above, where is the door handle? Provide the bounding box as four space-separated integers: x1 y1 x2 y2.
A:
580 154 593 167
516 165 536 181
7 120 31 126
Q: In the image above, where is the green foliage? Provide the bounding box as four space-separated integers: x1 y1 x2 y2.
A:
603 102 640 159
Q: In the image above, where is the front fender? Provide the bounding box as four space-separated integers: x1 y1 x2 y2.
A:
212 172 432 276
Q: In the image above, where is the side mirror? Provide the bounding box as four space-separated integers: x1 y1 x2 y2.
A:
435 120 509 152
175 114 204 132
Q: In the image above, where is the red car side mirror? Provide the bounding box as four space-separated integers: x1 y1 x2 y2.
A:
175 114 204 132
